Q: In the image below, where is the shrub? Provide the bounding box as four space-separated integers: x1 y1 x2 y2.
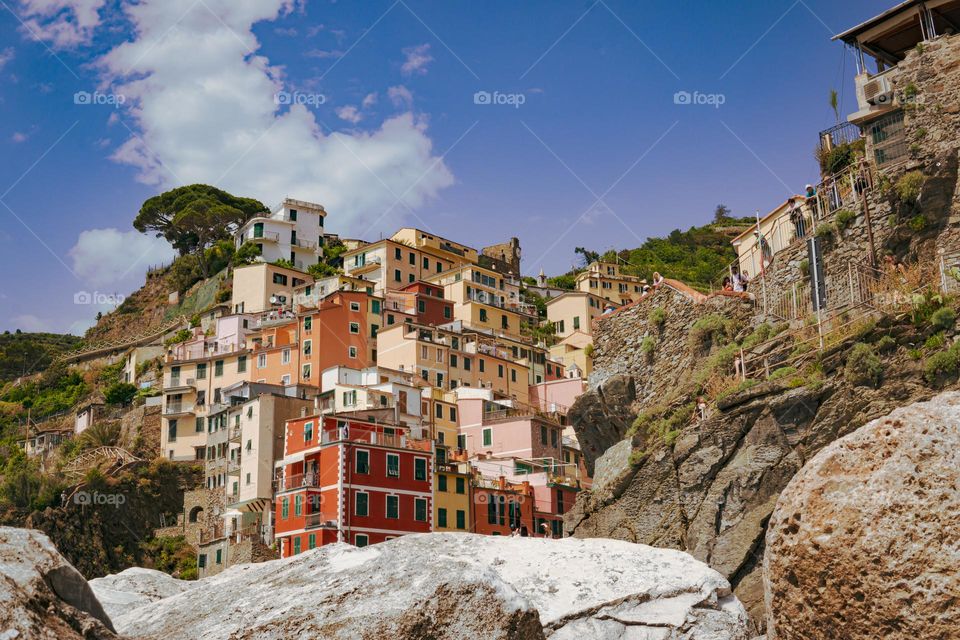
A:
908 215 928 232
923 343 960 384
925 333 946 350
876 335 897 354
164 329 192 347
895 170 925 205
769 366 797 381
799 259 809 277
845 342 883 387
640 336 656 360
815 223 836 243
105 382 137 406
835 209 856 232
649 307 666 328
930 307 956 332
583 343 594 358
688 314 733 351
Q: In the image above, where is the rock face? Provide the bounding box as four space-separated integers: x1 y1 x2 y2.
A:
89 566 193 622
92 533 752 640
565 328 939 630
764 392 960 640
567 375 637 474
0 527 118 639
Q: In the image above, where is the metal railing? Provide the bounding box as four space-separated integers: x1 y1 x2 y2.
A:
818 122 862 149
275 472 320 491
867 110 908 168
304 512 338 529
163 403 195 416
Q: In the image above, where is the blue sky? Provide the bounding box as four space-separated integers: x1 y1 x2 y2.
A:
0 0 883 334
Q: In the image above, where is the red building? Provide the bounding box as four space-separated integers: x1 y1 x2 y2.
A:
471 477 535 536
532 482 579 539
383 281 454 328
274 415 434 555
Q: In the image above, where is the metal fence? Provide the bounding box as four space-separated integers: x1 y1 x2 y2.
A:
868 110 908 167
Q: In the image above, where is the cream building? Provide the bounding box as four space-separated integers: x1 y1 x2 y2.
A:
545 291 606 339
575 262 646 306
235 198 327 271
231 262 313 315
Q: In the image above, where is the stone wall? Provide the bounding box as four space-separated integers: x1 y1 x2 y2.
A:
153 488 224 551
479 237 522 277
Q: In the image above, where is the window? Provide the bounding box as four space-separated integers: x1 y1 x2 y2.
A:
487 497 498 524
371 324 379 338
511 369 517 383
573 316 580 330
281 497 289 519
216 549 222 564
443 305 451 319
303 421 313 443
456 477 466 494
395 247 402 259
438 474 448 492
355 492 369 516
422 256 430 269
479 309 488 322
371 300 381 314
438 507 447 528
302 364 311 379
349 322 359 334
541 425 548 445
304 316 312 331
457 434 467 451
387 314 395 325
257 354 266 369
303 340 312 355
386 494 399 518
293 537 301 555
281 349 291 364
436 372 444 388
342 390 357 406
273 273 288 286
449 407 457 422
498 364 504 378
348 346 358 359
294 494 303 516
167 420 177 442
238 355 247 373
409 252 415 265
195 417 204 433
482 428 492 447
350 301 361 312
501 315 509 330
197 363 207 379
557 489 565 515
386 453 400 478
253 222 264 238
356 450 370 474
551 428 558 447
289 209 297 221
450 354 458 368
409 273 415 283
198 554 206 568
355 534 369 547
456 509 466 529
394 269 402 282
414 458 427 481
417 299 426 314
479 359 485 373
435 404 443 419
308 533 316 550
414 498 428 522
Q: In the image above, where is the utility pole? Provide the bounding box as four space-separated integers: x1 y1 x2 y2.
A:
860 158 877 269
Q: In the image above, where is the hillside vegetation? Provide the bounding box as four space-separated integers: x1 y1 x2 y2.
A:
0 332 82 382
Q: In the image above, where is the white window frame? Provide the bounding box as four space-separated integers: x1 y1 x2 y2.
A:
414 497 428 522
355 533 369 547
281 349 291 365
348 346 358 359
349 322 360 334
257 354 267 369
354 490 369 517
385 494 400 519
355 448 370 474
386 453 400 478
350 301 361 312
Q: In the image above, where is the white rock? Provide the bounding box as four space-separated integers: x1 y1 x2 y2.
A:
88 567 194 621
92 533 751 639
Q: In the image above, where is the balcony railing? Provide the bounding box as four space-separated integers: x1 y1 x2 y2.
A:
248 230 280 242
228 426 242 442
293 238 317 250
166 377 195 389
304 512 338 529
275 472 320 491
163 403 195 416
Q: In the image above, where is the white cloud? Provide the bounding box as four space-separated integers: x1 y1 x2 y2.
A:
11 132 28 143
98 0 452 232
401 43 433 76
0 47 14 70
17 0 107 48
387 85 413 108
305 48 344 59
361 92 377 108
336 105 362 124
69 228 176 288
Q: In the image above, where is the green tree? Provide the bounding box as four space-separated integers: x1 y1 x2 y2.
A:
105 382 137 406
713 204 731 224
574 247 600 266
134 185 267 277
231 241 262 266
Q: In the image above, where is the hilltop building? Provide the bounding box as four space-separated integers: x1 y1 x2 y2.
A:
235 198 327 271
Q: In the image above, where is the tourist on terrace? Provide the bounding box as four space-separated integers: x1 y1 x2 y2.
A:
652 272 664 287
790 202 808 240
722 277 734 292
805 184 816 198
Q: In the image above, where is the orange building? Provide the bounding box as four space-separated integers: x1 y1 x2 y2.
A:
471 476 535 536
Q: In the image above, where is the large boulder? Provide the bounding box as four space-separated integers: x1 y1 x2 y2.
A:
92 533 752 639
764 392 960 639
0 527 118 639
568 374 637 474
89 566 193 622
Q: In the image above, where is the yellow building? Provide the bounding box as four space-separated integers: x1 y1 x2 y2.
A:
341 228 478 294
545 291 606 339
421 387 459 452
433 458 472 532
426 264 535 339
231 262 313 314
575 262 645 306
549 331 592 378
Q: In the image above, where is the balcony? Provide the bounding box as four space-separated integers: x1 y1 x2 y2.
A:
249 230 280 242
226 459 241 475
163 403 195 417
304 512 338 529
165 377 195 392
228 426 242 443
293 238 317 250
349 256 382 274
275 472 320 492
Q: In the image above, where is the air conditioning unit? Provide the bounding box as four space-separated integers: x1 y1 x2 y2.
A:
863 76 894 106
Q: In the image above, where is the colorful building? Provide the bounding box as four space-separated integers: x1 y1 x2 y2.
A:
234 197 327 271
433 457 472 533
274 416 434 554
575 261 646 306
426 264 535 339
231 262 313 315
383 281 455 327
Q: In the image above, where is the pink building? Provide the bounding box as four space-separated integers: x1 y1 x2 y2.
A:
528 378 585 415
456 397 564 462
